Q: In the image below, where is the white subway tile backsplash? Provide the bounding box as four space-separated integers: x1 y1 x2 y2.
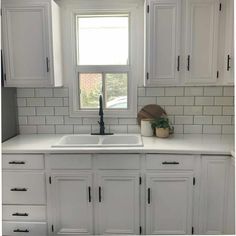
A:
27 98 44 106
203 106 222 115
175 116 193 125
17 88 34 97
28 116 45 125
165 87 184 96
194 116 212 124
18 107 36 116
165 106 184 115
223 87 234 96
156 97 175 106
215 97 234 105
56 125 73 134
195 97 214 106
18 117 27 125
204 87 223 96
46 116 64 125
37 125 55 134
53 88 69 97
138 97 156 106
45 98 63 106
19 125 37 134
74 125 92 134
35 88 53 97
184 106 202 115
223 106 234 115
146 87 164 96
176 97 194 105
17 98 26 107
203 125 221 134
185 87 203 96
213 116 232 125
184 125 202 134
16 86 234 134
55 107 69 116
36 107 54 116
64 117 82 125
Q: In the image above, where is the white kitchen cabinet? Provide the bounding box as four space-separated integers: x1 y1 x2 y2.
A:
199 156 229 234
184 0 219 84
146 172 193 235
145 0 181 86
223 0 234 84
96 172 140 235
2 0 63 87
50 172 93 235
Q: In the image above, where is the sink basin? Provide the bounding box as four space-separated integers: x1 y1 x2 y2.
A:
52 134 143 147
102 134 142 146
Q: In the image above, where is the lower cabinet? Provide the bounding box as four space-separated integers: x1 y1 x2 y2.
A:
50 172 93 235
96 172 140 235
146 172 193 235
199 156 230 234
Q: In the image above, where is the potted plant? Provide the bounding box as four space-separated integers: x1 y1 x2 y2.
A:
151 116 172 138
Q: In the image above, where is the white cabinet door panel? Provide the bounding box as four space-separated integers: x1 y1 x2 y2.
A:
2 3 51 87
146 0 181 85
200 156 229 234
146 172 193 234
96 172 140 235
51 172 93 235
185 0 219 84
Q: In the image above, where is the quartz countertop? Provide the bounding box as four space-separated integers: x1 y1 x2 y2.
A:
1 134 234 155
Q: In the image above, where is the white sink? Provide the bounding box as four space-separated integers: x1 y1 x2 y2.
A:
52 134 143 147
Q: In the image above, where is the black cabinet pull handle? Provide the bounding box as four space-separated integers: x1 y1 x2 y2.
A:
187 55 190 71
147 188 151 204
9 161 25 165
162 161 179 165
177 55 180 71
46 57 50 72
12 213 29 216
227 54 231 71
13 229 29 233
88 186 91 202
99 186 102 202
10 188 27 192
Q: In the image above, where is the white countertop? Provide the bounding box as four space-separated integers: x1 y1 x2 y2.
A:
1 134 235 155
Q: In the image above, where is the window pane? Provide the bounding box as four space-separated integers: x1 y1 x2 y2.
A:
105 73 128 109
79 73 102 109
77 15 129 65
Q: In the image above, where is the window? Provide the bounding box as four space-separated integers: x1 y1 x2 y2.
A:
65 0 142 117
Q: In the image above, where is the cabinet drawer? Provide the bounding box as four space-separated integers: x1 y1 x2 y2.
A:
96 154 140 169
146 154 194 170
48 154 92 169
3 221 47 236
3 205 46 221
3 172 46 204
2 154 44 170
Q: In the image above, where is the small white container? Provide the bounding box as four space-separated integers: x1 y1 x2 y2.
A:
141 119 153 137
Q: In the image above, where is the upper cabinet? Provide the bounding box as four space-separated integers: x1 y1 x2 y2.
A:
145 0 181 86
2 0 63 87
145 0 233 86
184 0 219 84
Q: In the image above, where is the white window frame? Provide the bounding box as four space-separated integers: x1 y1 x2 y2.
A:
62 0 143 118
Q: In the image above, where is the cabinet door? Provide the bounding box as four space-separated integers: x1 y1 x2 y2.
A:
224 0 234 84
185 0 219 84
50 173 93 235
146 172 193 234
199 156 229 234
2 1 52 87
146 0 181 85
96 172 140 235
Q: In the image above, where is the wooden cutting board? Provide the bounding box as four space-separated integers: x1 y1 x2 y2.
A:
137 104 166 125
